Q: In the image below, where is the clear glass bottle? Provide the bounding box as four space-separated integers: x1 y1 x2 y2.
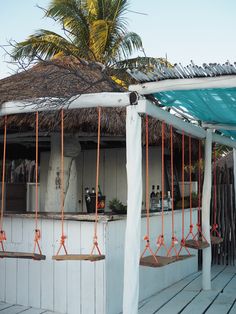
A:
150 185 156 211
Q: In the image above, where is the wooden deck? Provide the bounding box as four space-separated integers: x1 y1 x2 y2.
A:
139 265 236 314
1 265 235 314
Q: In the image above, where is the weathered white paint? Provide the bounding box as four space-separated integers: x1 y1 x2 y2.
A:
123 106 142 314
0 211 197 314
0 92 137 117
44 134 80 212
201 130 212 290
129 75 236 94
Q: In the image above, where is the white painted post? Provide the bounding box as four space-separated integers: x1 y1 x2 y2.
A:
202 129 212 290
123 105 142 314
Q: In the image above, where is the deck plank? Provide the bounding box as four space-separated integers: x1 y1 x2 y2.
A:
138 272 200 314
205 293 236 314
20 308 48 314
0 303 13 311
139 265 227 314
0 304 30 313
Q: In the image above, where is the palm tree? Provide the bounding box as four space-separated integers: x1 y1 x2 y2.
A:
11 0 143 66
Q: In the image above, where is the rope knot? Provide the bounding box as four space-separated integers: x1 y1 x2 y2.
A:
60 235 67 245
190 224 194 232
93 236 98 245
172 236 178 245
0 230 6 241
180 238 185 246
144 235 149 242
34 229 41 241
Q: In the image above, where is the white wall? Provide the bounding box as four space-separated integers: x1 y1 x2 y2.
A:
40 147 163 212
0 211 198 314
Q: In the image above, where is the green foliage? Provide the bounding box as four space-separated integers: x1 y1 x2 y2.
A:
109 198 127 213
12 0 143 66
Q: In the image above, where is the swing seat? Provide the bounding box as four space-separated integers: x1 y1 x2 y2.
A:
140 255 176 267
52 254 105 261
185 239 210 250
211 236 223 245
0 251 46 260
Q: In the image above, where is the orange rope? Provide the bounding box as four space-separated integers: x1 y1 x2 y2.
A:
167 126 178 257
178 131 191 256
193 140 208 243
185 136 196 243
0 116 7 251
56 109 67 256
156 121 168 255
211 144 221 238
91 107 102 256
33 112 42 255
140 115 158 263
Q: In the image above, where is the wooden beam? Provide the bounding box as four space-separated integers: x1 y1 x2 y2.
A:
0 92 139 116
129 75 236 94
202 123 236 130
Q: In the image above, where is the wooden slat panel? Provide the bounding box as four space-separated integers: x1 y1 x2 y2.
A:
103 149 117 205
94 223 106 314
67 220 81 314
16 218 30 306
80 222 95 314
41 219 54 311
0 257 6 302
28 219 42 309
53 220 67 313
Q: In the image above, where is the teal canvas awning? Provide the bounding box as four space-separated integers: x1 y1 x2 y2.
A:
154 87 236 138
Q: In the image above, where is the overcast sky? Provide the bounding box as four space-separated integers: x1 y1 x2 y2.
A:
1 0 236 78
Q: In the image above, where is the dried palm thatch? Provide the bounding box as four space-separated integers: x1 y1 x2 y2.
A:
0 55 184 146
0 56 122 105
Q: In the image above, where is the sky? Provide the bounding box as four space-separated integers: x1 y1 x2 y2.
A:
1 0 236 78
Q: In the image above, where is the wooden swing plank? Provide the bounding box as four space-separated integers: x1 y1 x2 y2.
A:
140 255 176 268
52 254 105 261
0 251 46 260
185 240 210 250
211 236 223 245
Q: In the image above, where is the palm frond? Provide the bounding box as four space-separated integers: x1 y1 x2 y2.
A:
11 29 80 60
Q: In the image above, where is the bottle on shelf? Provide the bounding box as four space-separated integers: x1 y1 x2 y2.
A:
156 185 161 210
150 185 156 211
98 185 102 197
167 190 172 210
159 190 162 210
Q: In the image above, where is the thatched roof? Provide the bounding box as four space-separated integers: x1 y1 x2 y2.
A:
0 56 122 105
0 56 190 148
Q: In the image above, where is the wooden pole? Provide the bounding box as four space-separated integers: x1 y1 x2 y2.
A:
202 129 212 290
123 105 142 314
233 149 236 209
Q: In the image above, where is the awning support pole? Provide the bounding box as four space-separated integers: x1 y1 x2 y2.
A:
123 105 142 314
202 129 212 290
233 149 236 207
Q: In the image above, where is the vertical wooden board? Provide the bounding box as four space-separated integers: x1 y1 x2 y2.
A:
5 258 17 304
40 152 50 211
11 218 23 243
28 219 41 308
106 220 126 314
104 149 117 205
0 258 6 301
116 148 127 204
67 220 81 314
53 219 67 313
5 218 17 304
80 222 95 314
149 147 162 192
82 150 96 212
16 218 30 306
94 223 106 314
41 219 54 311
76 153 84 212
